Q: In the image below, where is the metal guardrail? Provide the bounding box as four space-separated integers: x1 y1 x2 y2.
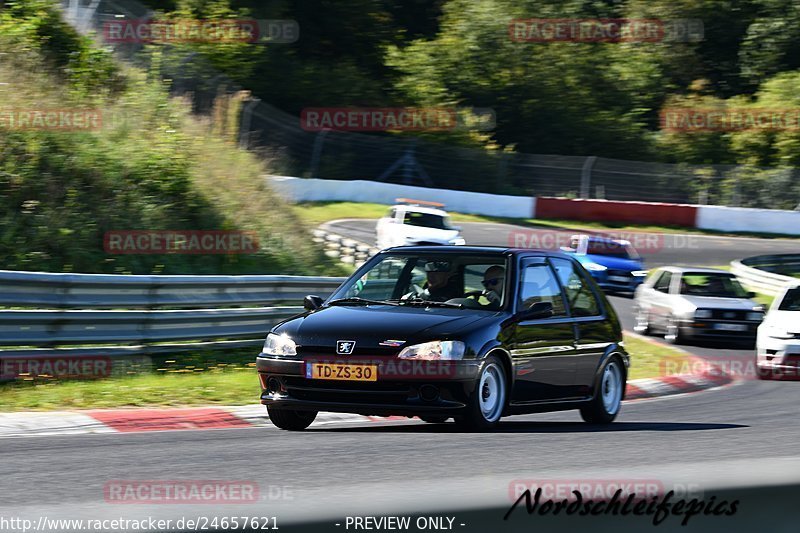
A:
0 270 345 358
730 254 800 296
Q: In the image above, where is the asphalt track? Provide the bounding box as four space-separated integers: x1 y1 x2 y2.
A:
323 218 800 268
1 220 798 533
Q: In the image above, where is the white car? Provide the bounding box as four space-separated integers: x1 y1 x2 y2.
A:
756 282 800 380
375 199 466 249
633 266 764 344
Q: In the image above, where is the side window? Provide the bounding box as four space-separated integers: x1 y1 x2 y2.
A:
654 271 673 293
518 264 567 317
550 258 601 317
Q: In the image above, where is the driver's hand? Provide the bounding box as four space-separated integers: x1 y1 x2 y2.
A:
483 289 501 305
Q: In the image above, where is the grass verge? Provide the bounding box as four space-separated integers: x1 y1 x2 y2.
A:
0 333 689 411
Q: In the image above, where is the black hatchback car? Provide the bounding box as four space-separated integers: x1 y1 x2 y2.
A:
257 246 628 430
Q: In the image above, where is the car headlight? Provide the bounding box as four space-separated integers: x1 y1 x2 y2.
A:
397 340 466 360
747 311 764 322
632 270 649 277
694 309 712 319
584 262 607 272
449 237 466 245
262 333 297 356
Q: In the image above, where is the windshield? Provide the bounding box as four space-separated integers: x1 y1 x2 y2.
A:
779 288 800 311
679 273 749 298
329 253 508 309
586 240 640 260
403 211 454 230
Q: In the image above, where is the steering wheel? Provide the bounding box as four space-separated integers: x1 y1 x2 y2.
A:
401 283 425 300
463 290 483 299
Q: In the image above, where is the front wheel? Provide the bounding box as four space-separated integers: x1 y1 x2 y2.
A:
267 406 317 431
454 355 507 431
633 306 651 335
580 357 624 424
419 415 449 424
664 315 685 344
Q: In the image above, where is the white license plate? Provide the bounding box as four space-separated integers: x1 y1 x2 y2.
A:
713 323 748 332
609 276 629 283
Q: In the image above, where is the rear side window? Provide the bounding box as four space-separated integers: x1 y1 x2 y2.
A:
518 264 567 316
653 271 673 293
550 258 601 317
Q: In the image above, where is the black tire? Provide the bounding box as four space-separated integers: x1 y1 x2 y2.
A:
267 406 317 431
756 365 773 380
664 315 684 345
419 416 449 424
633 306 651 335
454 355 507 431
580 356 625 424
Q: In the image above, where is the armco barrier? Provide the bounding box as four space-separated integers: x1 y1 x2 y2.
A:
697 204 800 234
0 270 345 358
268 175 536 219
730 254 800 296
535 197 698 227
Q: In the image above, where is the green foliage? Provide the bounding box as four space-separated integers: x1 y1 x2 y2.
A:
0 1 345 275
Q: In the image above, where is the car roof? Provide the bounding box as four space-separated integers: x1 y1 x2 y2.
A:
381 245 573 259
393 205 448 216
655 266 734 275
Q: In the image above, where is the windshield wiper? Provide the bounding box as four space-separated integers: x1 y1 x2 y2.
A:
393 299 463 309
326 297 399 306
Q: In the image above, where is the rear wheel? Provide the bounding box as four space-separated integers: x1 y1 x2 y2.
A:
267 406 317 431
580 357 624 424
454 355 507 431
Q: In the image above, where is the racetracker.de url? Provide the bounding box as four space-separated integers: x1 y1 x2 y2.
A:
0 516 279 532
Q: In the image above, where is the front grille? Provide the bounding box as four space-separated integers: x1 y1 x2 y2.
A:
607 270 632 278
709 309 748 321
282 376 413 405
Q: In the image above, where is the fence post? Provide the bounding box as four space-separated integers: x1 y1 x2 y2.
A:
580 156 596 199
309 129 329 179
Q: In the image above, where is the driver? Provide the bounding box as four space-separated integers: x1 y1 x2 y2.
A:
481 265 505 306
415 261 462 302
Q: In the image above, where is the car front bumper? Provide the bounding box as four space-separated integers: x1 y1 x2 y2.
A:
678 320 759 341
757 339 800 379
256 355 482 416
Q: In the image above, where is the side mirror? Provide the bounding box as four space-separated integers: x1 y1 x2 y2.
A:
747 291 757 299
520 301 554 319
304 294 324 311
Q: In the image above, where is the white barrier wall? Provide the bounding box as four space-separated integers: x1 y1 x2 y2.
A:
268 176 535 219
697 205 800 235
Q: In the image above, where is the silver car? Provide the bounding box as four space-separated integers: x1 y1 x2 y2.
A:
633 266 765 344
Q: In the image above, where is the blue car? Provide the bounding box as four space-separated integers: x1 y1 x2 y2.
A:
561 235 648 293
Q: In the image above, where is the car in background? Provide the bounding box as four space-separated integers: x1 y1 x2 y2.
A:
633 266 764 344
560 234 648 293
257 246 628 431
756 282 800 380
375 198 465 249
